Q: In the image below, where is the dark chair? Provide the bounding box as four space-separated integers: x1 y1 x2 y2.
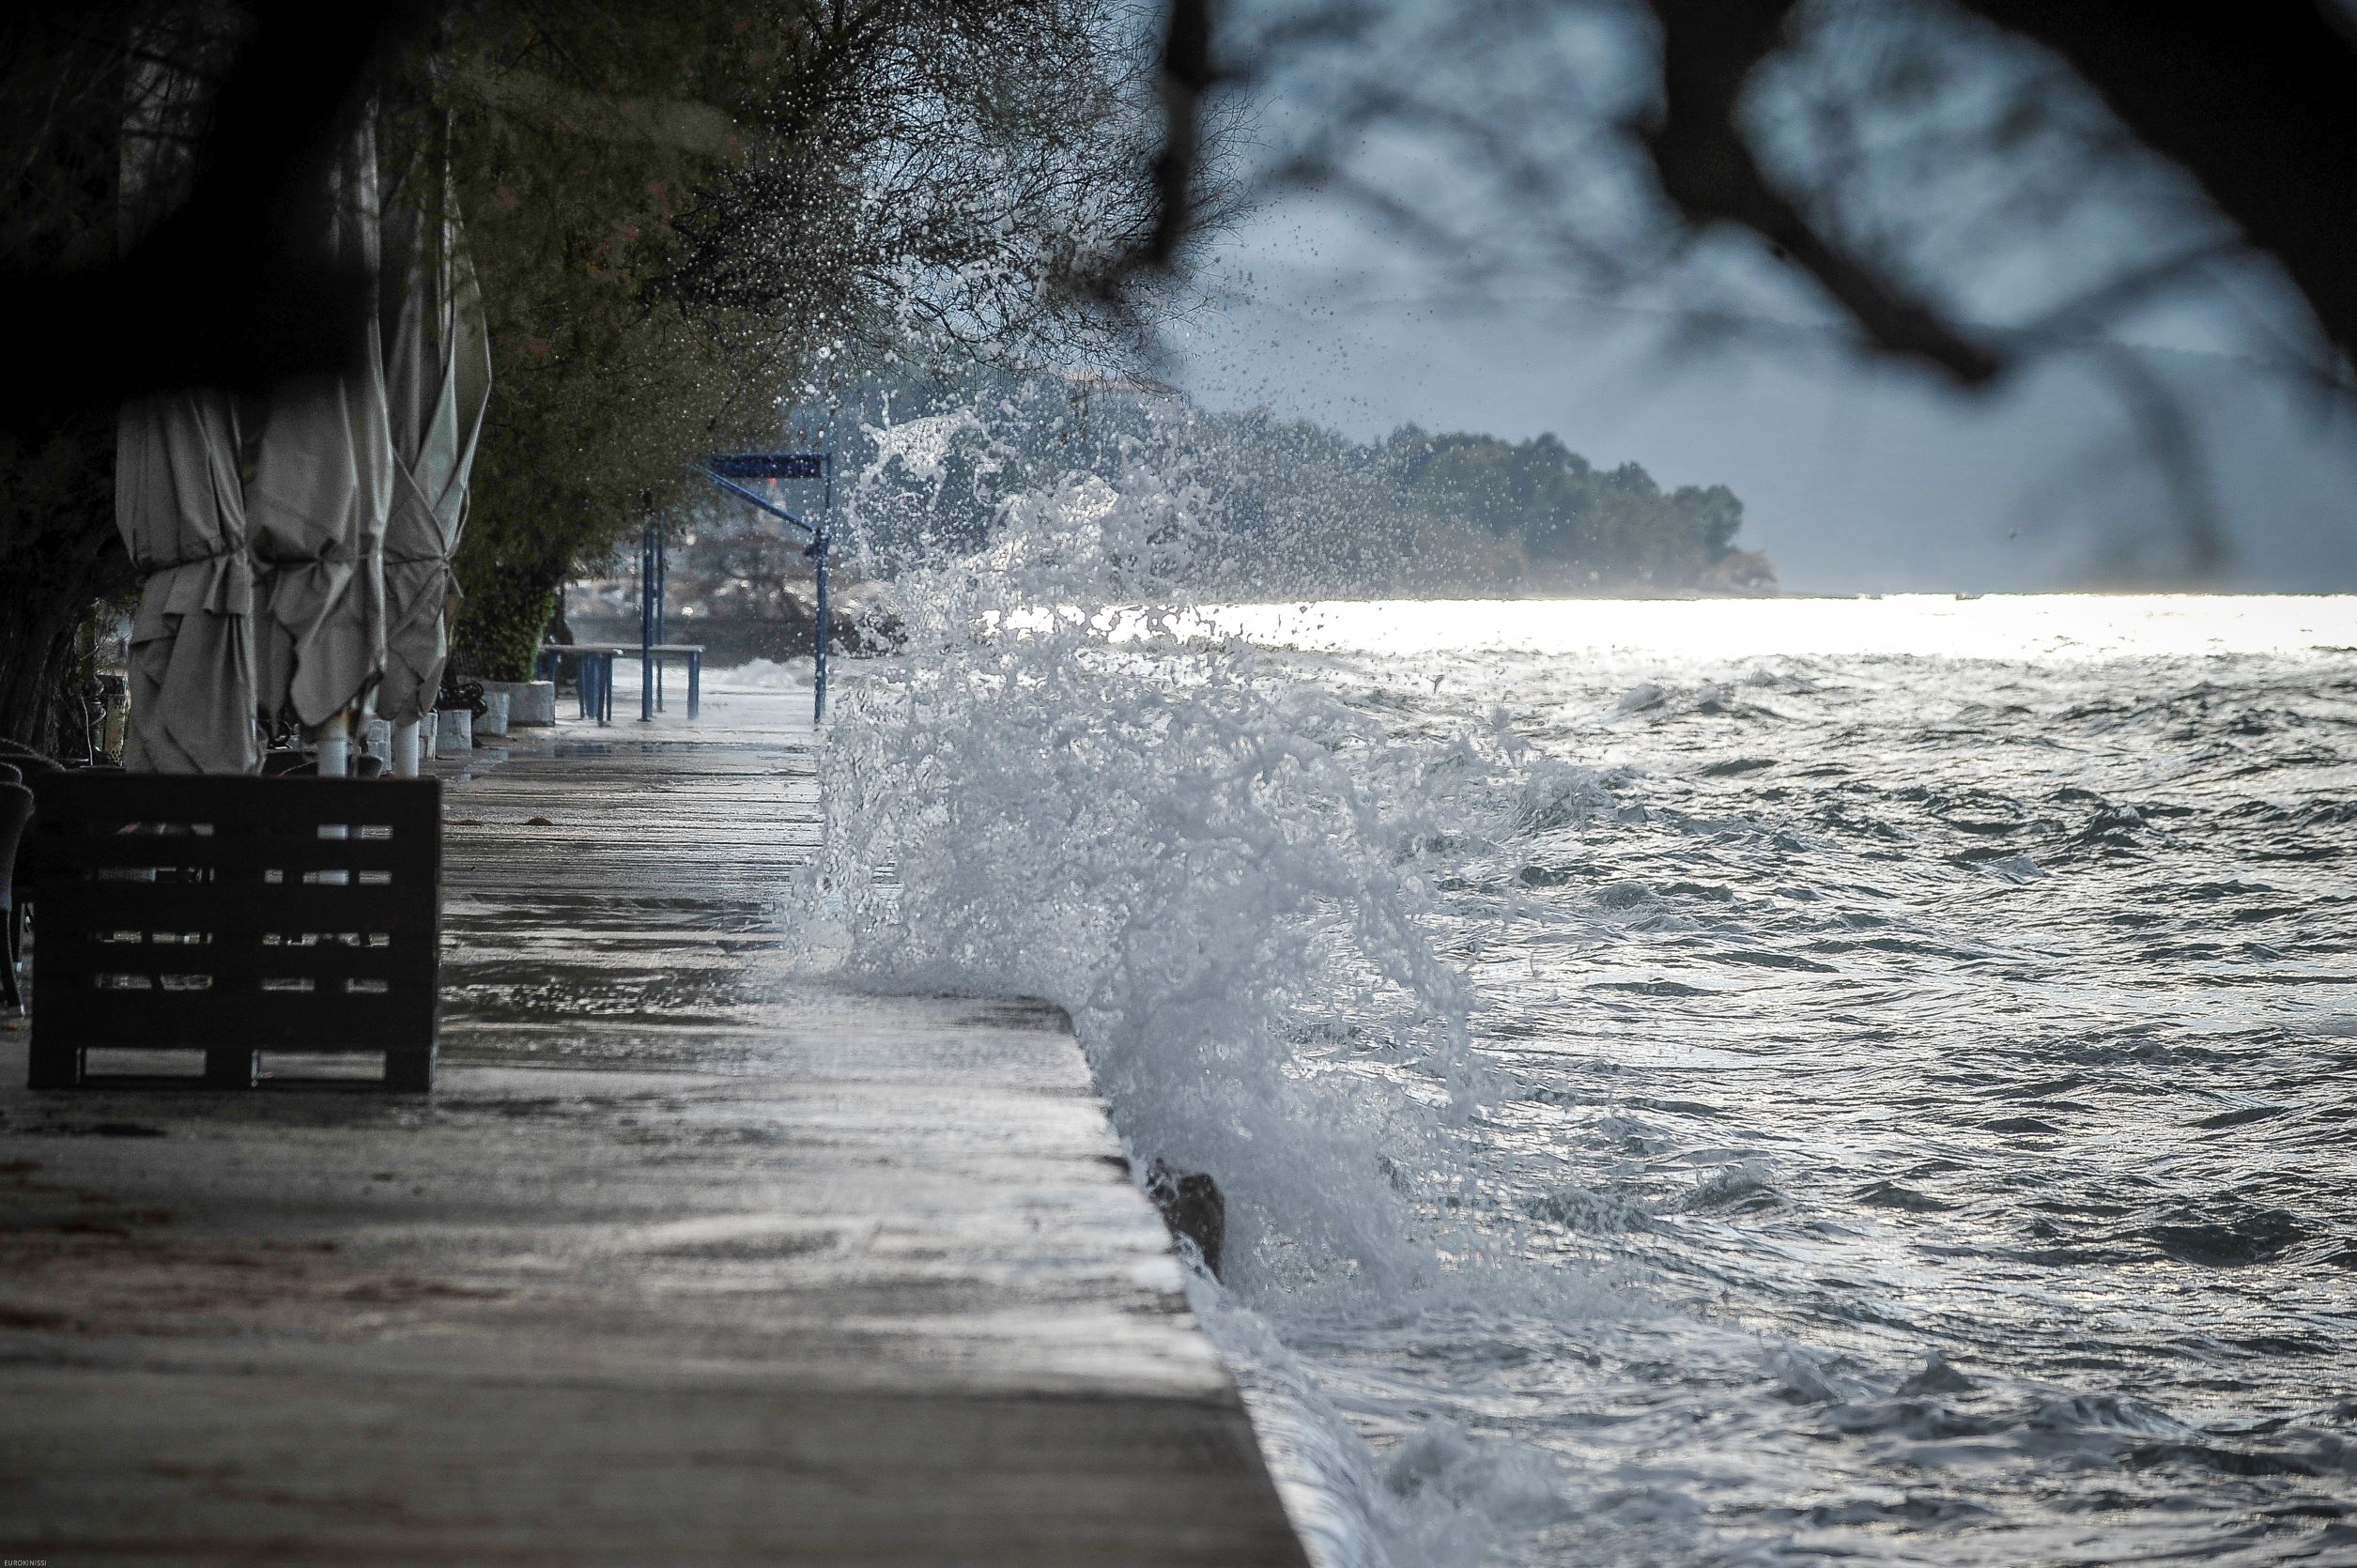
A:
5 755 57 995
0 782 31 1015
0 739 56 769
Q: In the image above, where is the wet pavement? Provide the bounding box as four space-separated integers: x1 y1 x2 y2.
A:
0 684 1305 1565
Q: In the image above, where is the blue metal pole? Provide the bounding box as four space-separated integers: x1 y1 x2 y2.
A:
689 452 833 724
639 523 655 722
817 461 832 726
813 529 829 725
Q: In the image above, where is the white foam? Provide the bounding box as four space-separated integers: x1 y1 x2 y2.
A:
790 440 1593 1566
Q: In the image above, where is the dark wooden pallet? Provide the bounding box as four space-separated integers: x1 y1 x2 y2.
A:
24 773 441 1091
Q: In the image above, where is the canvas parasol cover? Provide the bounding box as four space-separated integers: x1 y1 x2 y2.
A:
114 38 261 773
376 127 491 727
116 392 263 773
248 119 395 730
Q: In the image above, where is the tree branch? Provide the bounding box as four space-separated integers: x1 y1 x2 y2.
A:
1958 0 2357 373
1635 0 2002 387
0 1 420 426
1142 0 1216 269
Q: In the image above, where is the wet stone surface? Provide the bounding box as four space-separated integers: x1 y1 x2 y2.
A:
0 687 1306 1566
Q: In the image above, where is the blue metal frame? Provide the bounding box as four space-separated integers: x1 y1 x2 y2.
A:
639 525 662 720
695 452 835 722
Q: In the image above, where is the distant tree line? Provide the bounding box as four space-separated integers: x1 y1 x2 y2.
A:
1380 426 1750 590
1111 408 1762 594
662 366 1764 607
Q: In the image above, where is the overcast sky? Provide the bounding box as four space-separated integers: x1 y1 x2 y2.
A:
1158 12 2357 597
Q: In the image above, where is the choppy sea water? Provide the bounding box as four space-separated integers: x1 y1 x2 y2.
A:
803 583 2357 1567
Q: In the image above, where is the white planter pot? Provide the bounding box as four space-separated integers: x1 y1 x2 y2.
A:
434 708 472 753
484 679 557 727
475 690 512 738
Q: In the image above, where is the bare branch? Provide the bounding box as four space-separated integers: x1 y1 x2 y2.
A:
0 1 432 424
1635 0 2002 386
2100 345 2226 580
1143 0 1218 269
1959 0 2357 373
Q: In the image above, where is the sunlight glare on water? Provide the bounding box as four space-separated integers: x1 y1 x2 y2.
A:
1196 592 2357 663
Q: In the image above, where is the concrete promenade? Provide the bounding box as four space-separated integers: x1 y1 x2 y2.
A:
0 682 1309 1565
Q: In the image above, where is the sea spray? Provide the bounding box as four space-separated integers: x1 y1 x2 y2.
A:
806 448 1479 1287
794 433 1625 1563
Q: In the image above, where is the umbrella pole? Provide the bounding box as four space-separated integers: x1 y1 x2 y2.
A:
316 709 354 884
318 710 351 778
393 719 422 776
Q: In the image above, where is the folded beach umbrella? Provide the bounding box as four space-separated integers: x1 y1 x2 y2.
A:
248 120 395 733
113 43 261 774
376 129 491 740
116 391 264 774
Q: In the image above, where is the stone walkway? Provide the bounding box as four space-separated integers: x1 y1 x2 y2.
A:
0 684 1307 1565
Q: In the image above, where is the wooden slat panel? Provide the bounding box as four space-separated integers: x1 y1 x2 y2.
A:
31 775 439 833
38 941 414 985
40 993 428 1050
34 931 260 992
39 837 424 873
35 881 432 932
41 927 430 965
249 940 410 981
